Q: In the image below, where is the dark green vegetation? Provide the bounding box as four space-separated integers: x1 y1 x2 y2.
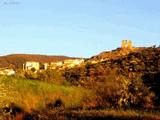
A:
0 46 160 119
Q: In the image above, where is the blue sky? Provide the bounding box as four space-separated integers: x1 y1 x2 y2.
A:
0 0 160 57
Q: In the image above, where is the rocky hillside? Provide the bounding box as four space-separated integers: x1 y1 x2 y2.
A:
63 46 160 108
64 46 160 93
89 47 145 62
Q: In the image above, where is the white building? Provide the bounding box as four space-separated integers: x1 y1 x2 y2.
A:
43 63 49 70
24 61 40 71
0 69 15 76
63 59 84 68
50 61 63 69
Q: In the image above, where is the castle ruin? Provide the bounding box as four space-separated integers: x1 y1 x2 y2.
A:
121 40 133 49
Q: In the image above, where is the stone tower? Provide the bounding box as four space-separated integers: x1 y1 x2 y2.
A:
121 40 133 49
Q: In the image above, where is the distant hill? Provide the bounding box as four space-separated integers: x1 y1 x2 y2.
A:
0 54 79 69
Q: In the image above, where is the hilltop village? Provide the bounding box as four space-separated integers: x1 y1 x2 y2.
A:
0 40 134 76
23 40 134 71
0 59 84 76
23 59 85 71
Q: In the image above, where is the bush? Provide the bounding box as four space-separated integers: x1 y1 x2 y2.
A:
94 71 121 109
117 75 155 109
37 69 65 84
46 98 65 110
24 71 38 79
94 74 155 110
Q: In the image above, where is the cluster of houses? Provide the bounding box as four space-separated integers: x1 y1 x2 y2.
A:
23 59 85 71
21 40 134 72
0 59 84 76
0 40 134 76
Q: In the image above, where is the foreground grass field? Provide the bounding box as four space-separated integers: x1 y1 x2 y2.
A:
1 76 160 120
0 76 92 112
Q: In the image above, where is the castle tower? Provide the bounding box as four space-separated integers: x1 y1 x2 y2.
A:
121 40 127 48
121 40 133 49
128 40 132 49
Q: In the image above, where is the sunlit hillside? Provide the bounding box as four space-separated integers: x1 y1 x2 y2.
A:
0 45 159 119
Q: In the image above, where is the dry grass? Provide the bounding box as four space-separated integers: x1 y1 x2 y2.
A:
64 110 160 120
0 76 91 113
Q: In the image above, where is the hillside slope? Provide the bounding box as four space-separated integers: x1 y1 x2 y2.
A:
89 47 145 61
64 46 160 106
